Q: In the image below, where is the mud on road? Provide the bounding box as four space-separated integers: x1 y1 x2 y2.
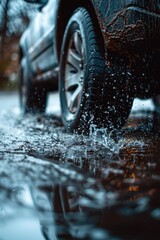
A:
0 92 160 240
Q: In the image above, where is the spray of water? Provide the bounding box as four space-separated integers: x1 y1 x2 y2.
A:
89 124 124 154
88 123 146 155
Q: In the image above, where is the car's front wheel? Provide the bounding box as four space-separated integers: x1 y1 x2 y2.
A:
59 8 133 134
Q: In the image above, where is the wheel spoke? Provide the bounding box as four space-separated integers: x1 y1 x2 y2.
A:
68 85 82 112
65 71 81 90
67 48 81 70
73 31 83 56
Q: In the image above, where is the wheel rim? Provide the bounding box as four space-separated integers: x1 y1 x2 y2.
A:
64 31 84 114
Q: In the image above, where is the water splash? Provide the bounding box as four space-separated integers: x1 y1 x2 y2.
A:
123 139 145 149
89 124 124 154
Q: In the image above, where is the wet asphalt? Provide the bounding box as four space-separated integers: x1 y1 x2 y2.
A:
0 91 160 240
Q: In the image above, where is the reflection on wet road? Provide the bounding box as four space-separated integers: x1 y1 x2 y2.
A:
0 92 160 240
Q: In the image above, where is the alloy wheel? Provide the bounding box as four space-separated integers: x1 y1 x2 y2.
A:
64 31 84 114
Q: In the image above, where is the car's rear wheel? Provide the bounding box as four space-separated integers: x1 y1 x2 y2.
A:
19 60 47 113
59 8 133 134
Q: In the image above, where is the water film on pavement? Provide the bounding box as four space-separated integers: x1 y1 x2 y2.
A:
0 92 160 240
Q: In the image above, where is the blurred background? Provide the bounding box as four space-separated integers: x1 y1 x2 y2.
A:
0 0 38 91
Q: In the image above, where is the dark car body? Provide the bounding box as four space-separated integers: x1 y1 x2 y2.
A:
19 0 160 133
20 0 160 79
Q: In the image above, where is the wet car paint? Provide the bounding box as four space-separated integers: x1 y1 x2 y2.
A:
0 92 160 239
91 0 160 53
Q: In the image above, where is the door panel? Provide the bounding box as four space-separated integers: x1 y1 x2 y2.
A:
34 0 59 72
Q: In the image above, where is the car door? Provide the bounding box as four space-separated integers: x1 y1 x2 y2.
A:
27 7 45 75
33 0 59 74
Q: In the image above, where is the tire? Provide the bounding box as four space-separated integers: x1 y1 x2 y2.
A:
59 8 133 134
19 59 47 114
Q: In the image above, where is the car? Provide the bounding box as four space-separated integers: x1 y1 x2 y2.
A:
19 0 160 134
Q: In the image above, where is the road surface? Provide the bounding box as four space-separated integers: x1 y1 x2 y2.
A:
0 91 160 240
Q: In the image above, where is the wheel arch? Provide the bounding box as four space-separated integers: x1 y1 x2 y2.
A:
55 0 104 62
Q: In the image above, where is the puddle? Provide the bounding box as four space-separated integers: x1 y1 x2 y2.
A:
0 93 160 239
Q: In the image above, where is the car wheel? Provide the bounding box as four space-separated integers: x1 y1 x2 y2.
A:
59 8 133 134
19 59 47 113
